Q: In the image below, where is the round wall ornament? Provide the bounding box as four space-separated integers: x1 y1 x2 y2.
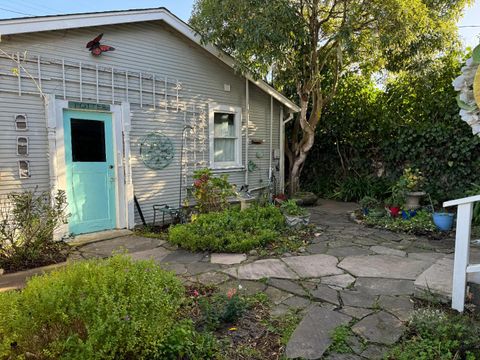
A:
140 131 175 170
453 44 480 135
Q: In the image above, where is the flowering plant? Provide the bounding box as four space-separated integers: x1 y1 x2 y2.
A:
191 168 236 213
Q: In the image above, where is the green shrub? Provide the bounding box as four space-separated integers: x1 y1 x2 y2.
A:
331 175 392 202
168 205 285 252
190 168 236 213
0 189 68 272
387 308 480 360
0 255 215 359
197 288 248 331
280 199 308 216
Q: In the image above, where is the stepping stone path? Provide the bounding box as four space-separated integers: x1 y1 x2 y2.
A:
1 199 464 359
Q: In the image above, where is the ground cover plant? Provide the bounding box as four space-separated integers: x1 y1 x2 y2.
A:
387 307 480 360
0 255 218 360
168 204 286 253
0 189 69 272
362 209 441 237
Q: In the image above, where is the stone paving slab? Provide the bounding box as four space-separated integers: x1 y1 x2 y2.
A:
339 255 434 280
378 295 414 322
268 278 308 297
223 259 299 280
282 254 343 278
352 311 405 345
370 245 406 257
322 274 356 289
354 277 414 296
285 306 351 359
128 247 171 262
210 253 246 265
414 257 453 299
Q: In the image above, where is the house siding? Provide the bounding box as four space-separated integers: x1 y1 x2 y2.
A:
0 20 284 225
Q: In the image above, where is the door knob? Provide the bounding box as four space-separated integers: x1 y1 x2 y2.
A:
109 165 114 169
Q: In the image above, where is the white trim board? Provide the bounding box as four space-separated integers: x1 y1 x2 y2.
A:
0 8 300 113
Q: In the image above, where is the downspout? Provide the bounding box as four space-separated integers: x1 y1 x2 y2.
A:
245 78 250 186
269 96 273 179
280 109 294 193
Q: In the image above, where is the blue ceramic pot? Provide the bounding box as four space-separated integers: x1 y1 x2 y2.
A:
362 208 369 216
433 212 454 231
401 209 417 220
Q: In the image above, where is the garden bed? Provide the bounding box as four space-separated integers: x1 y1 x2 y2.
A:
0 255 298 359
353 209 454 240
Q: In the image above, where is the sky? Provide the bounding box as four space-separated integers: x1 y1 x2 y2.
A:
0 0 479 48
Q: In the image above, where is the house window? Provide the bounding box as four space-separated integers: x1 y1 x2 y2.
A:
18 160 30 178
17 137 28 155
209 105 242 168
15 114 28 130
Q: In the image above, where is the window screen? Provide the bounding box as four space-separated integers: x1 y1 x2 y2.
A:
70 119 106 162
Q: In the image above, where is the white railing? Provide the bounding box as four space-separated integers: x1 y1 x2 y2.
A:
444 194 480 312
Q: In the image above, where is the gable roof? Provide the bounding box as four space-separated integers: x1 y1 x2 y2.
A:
0 7 300 112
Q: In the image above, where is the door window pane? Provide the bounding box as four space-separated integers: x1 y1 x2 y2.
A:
71 119 106 162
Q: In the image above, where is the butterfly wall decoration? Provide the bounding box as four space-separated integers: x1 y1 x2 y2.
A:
86 33 115 56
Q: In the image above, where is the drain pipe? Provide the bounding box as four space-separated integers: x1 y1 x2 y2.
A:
269 96 273 179
245 78 250 186
280 109 294 193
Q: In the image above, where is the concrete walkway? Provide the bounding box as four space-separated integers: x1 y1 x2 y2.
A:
0 199 471 359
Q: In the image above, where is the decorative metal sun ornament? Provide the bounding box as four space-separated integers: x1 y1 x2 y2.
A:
453 44 480 135
140 132 175 170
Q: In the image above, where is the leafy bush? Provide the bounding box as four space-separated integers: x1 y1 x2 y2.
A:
302 53 480 204
0 189 68 272
197 287 248 331
363 209 437 234
280 199 308 216
168 205 285 252
0 255 216 359
191 168 236 213
387 308 480 360
332 175 392 202
359 196 380 209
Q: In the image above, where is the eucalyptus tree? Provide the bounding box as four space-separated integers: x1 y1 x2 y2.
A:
191 0 470 194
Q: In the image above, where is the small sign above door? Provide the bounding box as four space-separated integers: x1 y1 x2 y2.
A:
68 101 110 111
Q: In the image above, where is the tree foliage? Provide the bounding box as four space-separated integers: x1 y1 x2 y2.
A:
302 51 480 203
190 0 471 194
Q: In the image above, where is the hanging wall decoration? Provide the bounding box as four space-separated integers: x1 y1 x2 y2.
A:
453 44 480 135
140 131 175 170
86 33 115 56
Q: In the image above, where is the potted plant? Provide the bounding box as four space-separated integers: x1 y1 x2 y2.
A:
385 188 405 218
280 199 310 227
400 167 426 210
432 210 454 231
359 196 380 215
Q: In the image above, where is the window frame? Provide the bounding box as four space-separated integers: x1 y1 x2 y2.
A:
18 160 30 179
16 136 29 156
14 114 28 131
209 104 243 169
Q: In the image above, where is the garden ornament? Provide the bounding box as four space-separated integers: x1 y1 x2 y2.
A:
453 44 480 135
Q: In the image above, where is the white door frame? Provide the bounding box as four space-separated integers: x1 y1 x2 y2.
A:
45 94 134 238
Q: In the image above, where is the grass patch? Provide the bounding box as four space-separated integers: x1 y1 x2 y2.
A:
328 325 354 354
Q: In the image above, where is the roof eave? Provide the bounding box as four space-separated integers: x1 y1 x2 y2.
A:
0 8 300 112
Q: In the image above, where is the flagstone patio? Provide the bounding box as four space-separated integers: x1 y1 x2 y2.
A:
1 199 474 359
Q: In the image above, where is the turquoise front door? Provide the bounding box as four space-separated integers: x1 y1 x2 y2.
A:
64 110 116 235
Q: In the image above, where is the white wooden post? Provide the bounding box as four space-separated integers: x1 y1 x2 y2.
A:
451 203 472 311
444 195 480 312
